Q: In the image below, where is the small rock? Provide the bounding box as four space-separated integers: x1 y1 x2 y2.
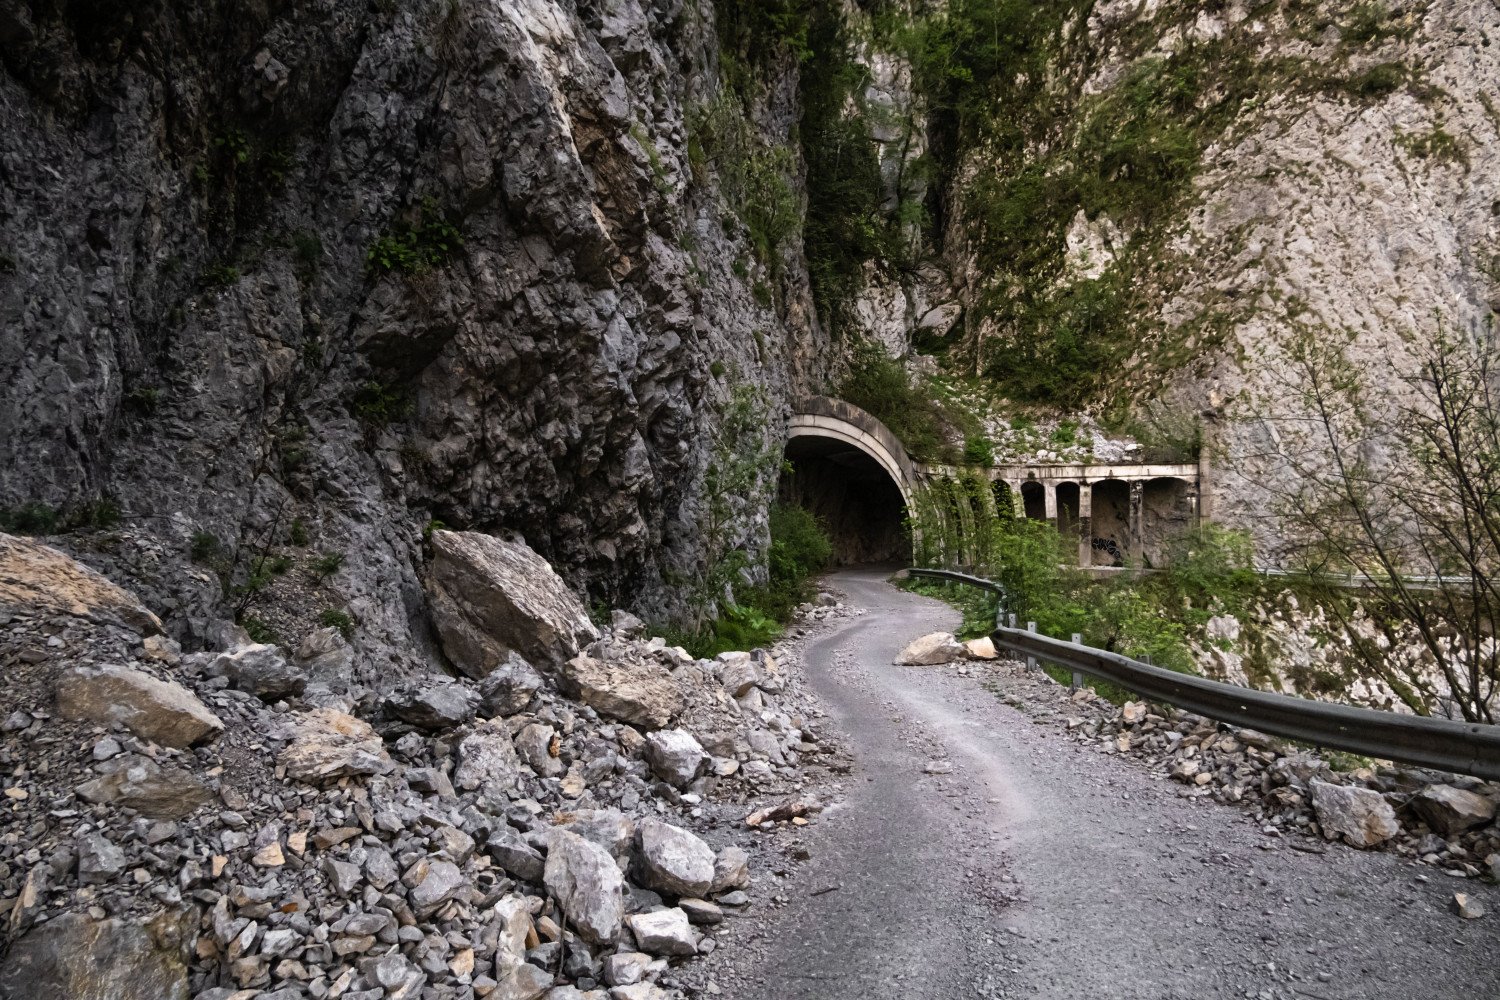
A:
77 834 126 885
214 644 307 700
626 909 696 957
1411 784 1497 835
544 829 625 946
1454 892 1487 919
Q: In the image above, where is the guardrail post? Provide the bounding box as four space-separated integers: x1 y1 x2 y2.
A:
1070 633 1083 690
1008 613 1017 629
1026 621 1037 671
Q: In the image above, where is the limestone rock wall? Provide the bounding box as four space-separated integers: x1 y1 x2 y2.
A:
0 0 832 674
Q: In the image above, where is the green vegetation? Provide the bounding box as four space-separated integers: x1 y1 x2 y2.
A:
310 552 344 581
907 473 1261 697
839 343 954 461
351 380 413 425
688 93 799 274
124 386 162 416
661 502 833 659
367 200 462 274
0 502 59 536
239 614 280 645
319 608 355 639
1394 126 1467 166
202 263 241 289
1 498 120 536
961 434 993 466
190 531 221 563
1340 62 1407 98
289 518 310 547
292 231 324 271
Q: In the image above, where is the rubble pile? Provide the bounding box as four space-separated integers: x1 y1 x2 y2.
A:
983 655 1500 877
0 532 842 999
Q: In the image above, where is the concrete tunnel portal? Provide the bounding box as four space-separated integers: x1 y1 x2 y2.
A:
781 397 916 566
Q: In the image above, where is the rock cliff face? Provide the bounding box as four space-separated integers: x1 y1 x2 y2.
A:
925 0 1500 557
0 0 831 667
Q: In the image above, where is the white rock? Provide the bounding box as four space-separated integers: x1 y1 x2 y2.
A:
893 632 966 666
643 729 707 788
634 819 714 898
1310 779 1400 848
544 830 624 946
626 908 697 957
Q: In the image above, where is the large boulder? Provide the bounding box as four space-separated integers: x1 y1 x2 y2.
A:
56 664 223 748
0 532 163 635
385 681 480 731
0 908 194 1000
478 653 545 717
295 626 354 675
544 829 625 946
213 644 306 700
893 632 966 666
643 729 707 789
74 755 211 820
1410 784 1497 835
424 531 599 677
454 720 524 795
558 655 683 729
277 708 394 784
634 819 714 898
554 808 635 861
1310 779 1400 848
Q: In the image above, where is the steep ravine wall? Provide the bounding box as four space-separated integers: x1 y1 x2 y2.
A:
0 0 835 676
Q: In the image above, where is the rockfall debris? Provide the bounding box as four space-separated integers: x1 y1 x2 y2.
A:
0 532 850 999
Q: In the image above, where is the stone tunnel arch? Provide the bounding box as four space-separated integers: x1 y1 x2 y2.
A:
782 397 917 565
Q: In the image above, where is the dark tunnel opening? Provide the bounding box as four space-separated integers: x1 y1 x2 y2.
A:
779 436 911 566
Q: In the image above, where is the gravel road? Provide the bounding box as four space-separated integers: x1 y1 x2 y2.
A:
702 568 1500 1000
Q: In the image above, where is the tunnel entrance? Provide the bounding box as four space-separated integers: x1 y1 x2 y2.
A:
780 435 910 565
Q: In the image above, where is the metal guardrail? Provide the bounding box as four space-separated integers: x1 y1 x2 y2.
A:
904 567 1500 781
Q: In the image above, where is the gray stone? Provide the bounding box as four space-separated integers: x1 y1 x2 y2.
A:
403 858 469 916
77 834 125 885
213 643 307 700
0 908 194 1000
385 681 480 731
295 626 355 676
544 829 625 946
611 609 647 639
55 664 223 748
558 655 684 730
634 819 714 898
1310 779 1400 848
425 531 599 677
710 846 750 892
479 653 545 717
715 653 759 698
677 898 723 925
1411 784 1497 835
643 729 707 788
322 857 363 897
554 808 635 861
1455 892 1488 919
516 722 565 778
486 827 546 884
626 908 696 957
454 720 524 794
602 951 652 986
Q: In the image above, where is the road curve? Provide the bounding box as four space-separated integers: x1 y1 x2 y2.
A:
709 568 1500 1000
